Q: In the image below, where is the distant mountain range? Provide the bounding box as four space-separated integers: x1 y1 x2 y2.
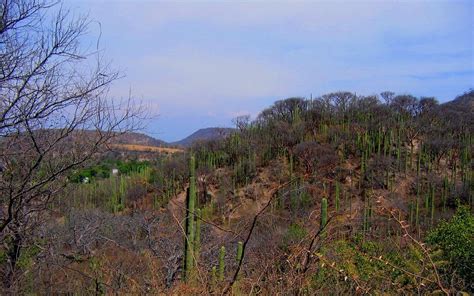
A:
113 127 235 148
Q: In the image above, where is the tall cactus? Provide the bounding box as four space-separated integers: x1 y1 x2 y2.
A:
417 149 421 176
289 153 297 211
363 205 368 234
415 197 420 233
119 175 126 210
183 156 197 282
218 246 226 281
236 241 243 263
335 182 340 212
430 187 435 226
211 266 217 286
194 208 201 264
442 177 448 212
236 241 243 279
320 198 328 237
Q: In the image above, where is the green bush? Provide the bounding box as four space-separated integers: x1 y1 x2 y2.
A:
427 206 474 290
282 223 307 249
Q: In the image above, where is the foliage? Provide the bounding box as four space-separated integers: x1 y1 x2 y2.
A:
69 160 151 183
427 206 474 289
281 223 307 249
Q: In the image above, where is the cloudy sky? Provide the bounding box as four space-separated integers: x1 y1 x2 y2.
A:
65 0 473 142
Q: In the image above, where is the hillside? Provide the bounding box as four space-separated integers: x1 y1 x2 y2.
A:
109 144 183 154
112 132 167 147
171 127 235 147
5 128 234 155
3 1 472 294
112 128 236 149
4 91 473 295
442 89 474 112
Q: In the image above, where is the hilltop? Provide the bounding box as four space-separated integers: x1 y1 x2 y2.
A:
442 89 474 111
171 127 235 147
113 132 167 147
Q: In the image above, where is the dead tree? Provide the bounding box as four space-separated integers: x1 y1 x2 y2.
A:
0 0 143 291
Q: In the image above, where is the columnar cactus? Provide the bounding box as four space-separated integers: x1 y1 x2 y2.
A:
194 208 201 264
443 177 448 212
183 156 196 282
417 150 421 176
236 241 243 279
363 195 371 234
119 175 126 210
363 205 368 233
430 188 435 226
320 198 328 237
218 246 226 281
211 266 217 285
236 241 243 263
424 192 429 212
415 198 419 230
289 154 296 208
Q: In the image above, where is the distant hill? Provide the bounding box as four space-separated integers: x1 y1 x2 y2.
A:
112 127 236 149
11 128 235 150
3 129 167 147
113 132 167 147
171 127 235 147
442 90 474 112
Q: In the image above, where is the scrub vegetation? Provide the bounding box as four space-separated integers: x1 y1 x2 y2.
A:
0 1 473 294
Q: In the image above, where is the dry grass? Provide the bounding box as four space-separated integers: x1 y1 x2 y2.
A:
111 144 183 154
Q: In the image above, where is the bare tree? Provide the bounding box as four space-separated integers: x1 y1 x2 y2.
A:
232 115 250 131
380 91 395 105
0 0 143 290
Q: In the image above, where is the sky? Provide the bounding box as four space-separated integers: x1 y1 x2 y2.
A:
64 0 473 142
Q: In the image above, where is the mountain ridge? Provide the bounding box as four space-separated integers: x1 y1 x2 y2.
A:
114 127 235 148
170 127 235 147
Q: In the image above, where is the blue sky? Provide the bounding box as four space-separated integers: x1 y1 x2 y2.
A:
65 0 473 142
